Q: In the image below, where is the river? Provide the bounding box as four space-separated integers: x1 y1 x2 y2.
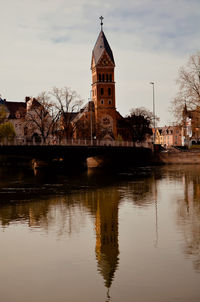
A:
0 165 200 302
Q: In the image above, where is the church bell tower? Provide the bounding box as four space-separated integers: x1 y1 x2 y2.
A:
91 17 117 140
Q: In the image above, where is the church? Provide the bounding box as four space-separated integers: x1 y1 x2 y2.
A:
1 18 127 144
73 17 123 141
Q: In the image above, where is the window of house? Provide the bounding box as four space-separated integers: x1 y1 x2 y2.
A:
108 88 111 96
24 127 28 136
100 88 104 95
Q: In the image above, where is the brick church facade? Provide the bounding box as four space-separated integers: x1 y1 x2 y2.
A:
91 29 119 140
74 24 123 141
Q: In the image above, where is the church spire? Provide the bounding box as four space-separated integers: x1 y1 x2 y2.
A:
91 31 115 66
99 16 104 31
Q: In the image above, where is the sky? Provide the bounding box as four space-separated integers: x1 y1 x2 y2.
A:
0 0 200 126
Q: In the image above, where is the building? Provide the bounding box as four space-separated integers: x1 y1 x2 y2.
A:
1 97 54 143
73 20 122 141
182 104 200 145
90 27 119 140
0 97 26 139
155 125 183 148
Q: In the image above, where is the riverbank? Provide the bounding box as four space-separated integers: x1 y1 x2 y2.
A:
157 149 200 164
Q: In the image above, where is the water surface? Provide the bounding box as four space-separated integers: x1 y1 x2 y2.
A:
0 165 200 302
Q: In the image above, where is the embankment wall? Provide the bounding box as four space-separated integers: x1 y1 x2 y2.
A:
157 150 200 164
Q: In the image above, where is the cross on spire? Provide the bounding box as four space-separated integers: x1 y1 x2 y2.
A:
99 16 104 31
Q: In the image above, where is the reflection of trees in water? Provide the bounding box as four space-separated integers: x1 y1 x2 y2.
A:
180 205 200 271
0 186 121 300
122 176 157 206
0 167 160 298
161 165 200 272
0 196 88 237
0 168 159 229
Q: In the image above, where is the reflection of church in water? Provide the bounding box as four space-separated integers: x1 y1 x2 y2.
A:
80 180 120 298
95 188 119 295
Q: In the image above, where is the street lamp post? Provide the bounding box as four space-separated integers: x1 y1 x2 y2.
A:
150 82 156 144
90 90 93 145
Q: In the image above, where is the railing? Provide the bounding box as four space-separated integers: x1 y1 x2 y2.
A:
0 138 153 149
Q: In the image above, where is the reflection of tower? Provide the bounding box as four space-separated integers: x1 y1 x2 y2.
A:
95 189 119 295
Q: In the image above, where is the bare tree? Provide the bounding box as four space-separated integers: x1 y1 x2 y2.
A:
171 51 200 122
50 87 83 139
25 92 59 143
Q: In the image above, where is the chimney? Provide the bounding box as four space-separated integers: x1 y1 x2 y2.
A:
25 96 30 103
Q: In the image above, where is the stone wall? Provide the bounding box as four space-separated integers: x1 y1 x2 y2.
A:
158 150 200 164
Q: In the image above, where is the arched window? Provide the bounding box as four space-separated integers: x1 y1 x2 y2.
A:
106 74 108 82
100 88 104 95
110 74 112 82
102 74 105 82
99 74 101 82
108 88 111 96
100 99 104 104
108 99 112 105
24 127 28 136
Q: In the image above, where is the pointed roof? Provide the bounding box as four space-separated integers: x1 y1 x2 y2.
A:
5 101 26 119
92 30 115 66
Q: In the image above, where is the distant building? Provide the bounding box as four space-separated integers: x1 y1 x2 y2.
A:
1 99 26 139
155 125 183 148
182 104 200 145
1 97 53 143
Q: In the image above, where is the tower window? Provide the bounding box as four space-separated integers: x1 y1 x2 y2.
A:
108 99 112 105
99 74 101 82
24 127 28 136
100 88 104 95
100 99 104 104
110 74 112 82
102 74 105 82
108 88 111 96
106 74 108 82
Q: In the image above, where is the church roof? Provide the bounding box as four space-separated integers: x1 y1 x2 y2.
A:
5 101 26 119
92 30 115 65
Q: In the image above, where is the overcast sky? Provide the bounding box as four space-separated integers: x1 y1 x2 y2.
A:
1 0 200 125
